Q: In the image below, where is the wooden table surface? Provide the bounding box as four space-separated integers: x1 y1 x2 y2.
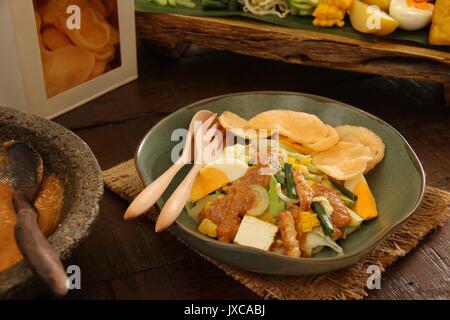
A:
55 42 449 300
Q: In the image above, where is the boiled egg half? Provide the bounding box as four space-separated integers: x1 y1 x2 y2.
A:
191 145 249 202
389 0 434 31
345 174 378 221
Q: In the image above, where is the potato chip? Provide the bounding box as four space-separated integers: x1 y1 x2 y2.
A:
56 7 111 53
312 141 373 180
42 27 72 50
336 125 385 173
303 125 339 152
248 110 330 145
41 45 95 97
218 111 273 139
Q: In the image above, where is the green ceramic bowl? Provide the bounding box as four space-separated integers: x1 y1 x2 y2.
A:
135 92 425 275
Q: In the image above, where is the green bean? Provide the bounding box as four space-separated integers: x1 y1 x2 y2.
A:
312 202 334 236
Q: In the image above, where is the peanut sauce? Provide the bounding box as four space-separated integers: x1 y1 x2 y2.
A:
0 173 64 272
199 166 271 243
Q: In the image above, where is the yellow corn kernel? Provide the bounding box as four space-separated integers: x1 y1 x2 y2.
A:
307 180 316 187
300 157 312 165
198 218 217 238
287 157 295 164
292 163 301 170
299 211 321 233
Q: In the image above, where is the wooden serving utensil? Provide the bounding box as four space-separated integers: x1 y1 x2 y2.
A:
6 142 68 297
124 110 216 220
155 115 223 232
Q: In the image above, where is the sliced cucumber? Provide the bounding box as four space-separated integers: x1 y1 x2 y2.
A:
247 184 269 217
188 194 219 222
268 176 285 216
340 195 356 208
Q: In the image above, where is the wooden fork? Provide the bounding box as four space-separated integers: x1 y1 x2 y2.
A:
124 110 215 220
155 117 223 232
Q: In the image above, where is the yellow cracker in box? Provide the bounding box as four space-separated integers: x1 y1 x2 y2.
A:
109 25 120 46
41 45 95 97
94 45 115 61
90 0 108 17
429 0 450 45
42 27 72 50
38 0 90 25
57 7 111 53
102 0 117 16
89 59 108 79
94 24 119 59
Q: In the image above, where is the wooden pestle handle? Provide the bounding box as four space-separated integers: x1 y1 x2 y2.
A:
13 191 68 298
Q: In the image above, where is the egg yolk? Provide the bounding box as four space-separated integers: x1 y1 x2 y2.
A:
407 0 433 10
191 167 229 202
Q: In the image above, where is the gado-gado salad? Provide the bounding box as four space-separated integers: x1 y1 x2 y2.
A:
138 0 450 46
186 110 385 258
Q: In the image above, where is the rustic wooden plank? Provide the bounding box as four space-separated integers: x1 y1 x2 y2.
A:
135 13 450 105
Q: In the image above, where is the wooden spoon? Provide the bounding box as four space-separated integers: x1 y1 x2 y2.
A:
6 142 68 297
124 110 215 220
155 115 223 232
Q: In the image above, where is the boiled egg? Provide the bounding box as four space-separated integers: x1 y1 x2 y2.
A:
222 143 247 162
191 145 249 202
345 174 378 220
389 0 434 31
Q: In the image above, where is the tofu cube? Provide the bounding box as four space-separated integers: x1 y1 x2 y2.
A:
233 215 278 251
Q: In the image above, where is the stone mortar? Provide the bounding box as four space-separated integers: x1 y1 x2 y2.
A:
0 106 103 299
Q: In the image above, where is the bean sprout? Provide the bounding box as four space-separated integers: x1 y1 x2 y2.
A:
239 0 290 18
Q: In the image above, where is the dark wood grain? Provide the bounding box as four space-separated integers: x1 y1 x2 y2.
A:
53 42 449 300
135 13 450 105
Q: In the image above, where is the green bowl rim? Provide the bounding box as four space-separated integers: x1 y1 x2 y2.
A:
135 91 426 263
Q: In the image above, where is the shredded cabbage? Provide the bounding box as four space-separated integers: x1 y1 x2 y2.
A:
275 183 300 204
304 228 344 256
240 0 290 18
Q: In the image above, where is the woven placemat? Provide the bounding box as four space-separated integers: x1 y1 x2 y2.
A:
103 159 450 300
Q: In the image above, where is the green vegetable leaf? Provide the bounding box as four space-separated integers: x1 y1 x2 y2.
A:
268 176 285 217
